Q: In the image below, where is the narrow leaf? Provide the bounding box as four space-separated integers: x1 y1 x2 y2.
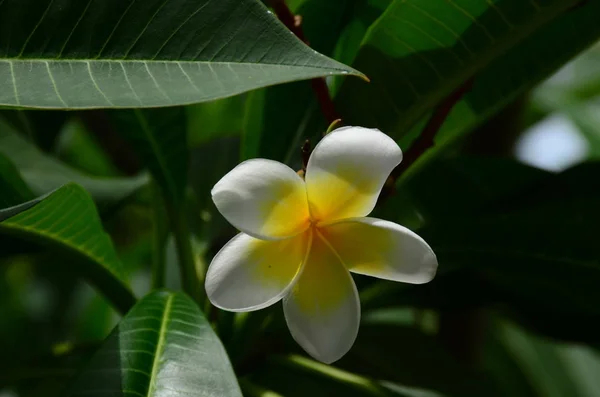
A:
0 118 149 208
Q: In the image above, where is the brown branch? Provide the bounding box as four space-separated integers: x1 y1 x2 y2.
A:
393 79 473 180
378 80 473 204
269 0 340 124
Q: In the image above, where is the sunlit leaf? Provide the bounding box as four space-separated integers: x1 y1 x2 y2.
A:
65 290 242 397
336 0 599 143
0 0 360 109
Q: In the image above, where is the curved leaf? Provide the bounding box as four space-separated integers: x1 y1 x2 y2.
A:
336 0 593 139
0 118 148 209
0 0 360 109
0 183 135 314
65 290 242 397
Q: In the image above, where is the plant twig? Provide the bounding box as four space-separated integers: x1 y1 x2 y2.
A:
394 80 473 179
169 205 205 305
380 79 473 202
269 0 340 124
150 181 167 290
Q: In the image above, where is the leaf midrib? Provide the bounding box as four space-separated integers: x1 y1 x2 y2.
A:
0 58 357 74
363 0 580 132
146 294 173 397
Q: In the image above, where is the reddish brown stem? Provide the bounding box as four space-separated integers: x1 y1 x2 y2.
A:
269 0 340 124
378 80 473 205
270 0 305 41
391 79 474 180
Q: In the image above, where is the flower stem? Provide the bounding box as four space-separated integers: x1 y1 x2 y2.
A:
151 182 167 289
379 79 473 204
271 355 395 397
268 0 340 124
169 205 205 306
238 379 284 397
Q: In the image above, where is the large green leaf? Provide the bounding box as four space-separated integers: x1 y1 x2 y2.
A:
65 290 242 397
0 117 148 209
419 161 600 317
486 316 600 397
386 158 600 337
366 158 600 343
336 0 599 142
0 0 360 109
111 108 187 205
0 183 135 314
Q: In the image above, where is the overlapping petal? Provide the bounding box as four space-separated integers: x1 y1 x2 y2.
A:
305 127 402 223
206 232 310 312
211 159 310 240
321 217 437 284
283 232 360 364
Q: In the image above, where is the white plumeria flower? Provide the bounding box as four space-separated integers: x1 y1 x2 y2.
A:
206 126 437 364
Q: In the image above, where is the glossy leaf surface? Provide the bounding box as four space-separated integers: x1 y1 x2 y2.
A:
0 0 359 108
65 291 242 397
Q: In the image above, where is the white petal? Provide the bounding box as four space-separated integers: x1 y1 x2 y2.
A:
212 159 310 240
305 126 402 223
283 232 360 364
321 217 437 284
206 232 309 312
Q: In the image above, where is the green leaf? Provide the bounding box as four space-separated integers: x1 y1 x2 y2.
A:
56 118 123 177
0 0 360 109
376 159 600 338
420 162 600 317
248 355 444 397
0 183 135 314
189 136 239 243
0 117 148 209
65 290 242 397
375 157 548 229
111 108 187 205
187 95 248 147
488 316 600 397
532 42 600 109
336 0 599 142
111 108 204 302
337 322 491 396
0 152 34 208
369 158 600 343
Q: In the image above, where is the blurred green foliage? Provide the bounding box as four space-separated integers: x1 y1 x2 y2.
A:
2 0 600 396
